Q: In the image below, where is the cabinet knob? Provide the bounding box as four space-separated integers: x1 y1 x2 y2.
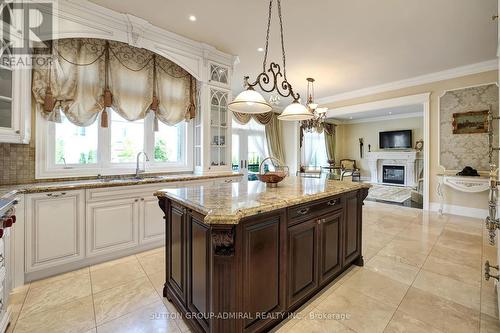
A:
141 198 145 201
3 217 13 228
134 199 139 202
297 207 310 215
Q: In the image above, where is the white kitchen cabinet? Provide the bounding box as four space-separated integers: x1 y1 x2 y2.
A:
0 67 31 144
25 190 85 273
86 198 139 257
140 196 165 245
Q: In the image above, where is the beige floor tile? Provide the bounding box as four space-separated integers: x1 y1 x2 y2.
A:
366 218 409 236
422 255 481 287
148 270 165 296
392 234 437 254
378 239 430 268
398 287 480 333
93 276 160 325
136 247 164 259
137 251 166 277
429 243 481 269
14 296 95 333
480 313 500 333
281 309 355 333
384 310 444 333
401 225 441 242
365 254 420 285
20 273 92 318
444 220 483 236
91 259 147 293
162 299 191 333
480 284 499 319
96 301 180 333
90 255 138 272
6 285 30 333
315 285 397 333
29 267 89 289
437 230 482 254
340 269 410 307
413 270 480 311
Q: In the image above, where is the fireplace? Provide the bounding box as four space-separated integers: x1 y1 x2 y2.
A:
383 165 405 185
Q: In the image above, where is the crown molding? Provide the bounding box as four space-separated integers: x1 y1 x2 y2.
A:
334 111 424 125
317 59 498 105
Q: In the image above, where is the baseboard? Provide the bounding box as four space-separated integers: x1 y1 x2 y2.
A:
429 202 487 219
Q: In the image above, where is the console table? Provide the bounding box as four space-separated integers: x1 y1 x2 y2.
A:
436 173 489 214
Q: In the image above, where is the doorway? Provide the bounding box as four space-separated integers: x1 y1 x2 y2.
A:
231 118 268 180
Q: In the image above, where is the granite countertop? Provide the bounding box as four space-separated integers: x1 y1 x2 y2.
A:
155 176 371 224
0 173 242 201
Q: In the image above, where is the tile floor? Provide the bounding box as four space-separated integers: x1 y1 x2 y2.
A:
6 201 500 333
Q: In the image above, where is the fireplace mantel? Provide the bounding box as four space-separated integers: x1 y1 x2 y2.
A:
367 151 418 187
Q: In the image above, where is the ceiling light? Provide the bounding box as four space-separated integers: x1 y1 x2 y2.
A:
389 112 392 115
349 116 353 120
301 78 327 132
228 0 306 119
189 15 197 21
257 47 264 52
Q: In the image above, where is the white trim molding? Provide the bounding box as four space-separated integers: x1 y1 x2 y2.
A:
334 111 423 124
318 60 498 105
430 202 487 219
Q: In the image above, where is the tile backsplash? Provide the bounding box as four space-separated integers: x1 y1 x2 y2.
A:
0 142 36 185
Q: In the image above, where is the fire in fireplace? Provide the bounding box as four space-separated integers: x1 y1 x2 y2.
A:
383 165 405 185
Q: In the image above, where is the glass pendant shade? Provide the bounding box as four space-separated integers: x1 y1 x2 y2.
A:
228 88 273 114
316 107 328 114
278 101 314 121
307 102 318 110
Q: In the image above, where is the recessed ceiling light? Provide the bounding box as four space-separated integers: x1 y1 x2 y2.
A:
349 116 353 120
189 15 197 22
257 47 264 52
388 112 392 115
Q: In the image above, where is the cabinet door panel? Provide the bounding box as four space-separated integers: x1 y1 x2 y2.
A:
319 211 342 283
140 197 165 244
168 204 186 302
287 220 318 308
25 191 85 272
243 217 281 330
86 199 138 257
344 193 361 265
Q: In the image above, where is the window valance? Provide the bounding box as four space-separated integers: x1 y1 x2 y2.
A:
232 111 273 125
32 38 197 127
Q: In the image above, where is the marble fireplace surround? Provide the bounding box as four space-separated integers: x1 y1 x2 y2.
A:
367 151 418 187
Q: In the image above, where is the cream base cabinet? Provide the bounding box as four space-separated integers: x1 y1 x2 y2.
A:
140 196 165 245
86 198 139 258
25 190 85 273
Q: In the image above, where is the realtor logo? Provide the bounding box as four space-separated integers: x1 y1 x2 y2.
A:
0 0 54 67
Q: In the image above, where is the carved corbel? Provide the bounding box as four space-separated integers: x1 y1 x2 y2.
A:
212 227 235 256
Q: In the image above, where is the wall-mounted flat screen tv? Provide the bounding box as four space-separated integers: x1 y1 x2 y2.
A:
379 130 412 149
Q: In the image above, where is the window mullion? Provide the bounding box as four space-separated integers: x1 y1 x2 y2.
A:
99 111 110 173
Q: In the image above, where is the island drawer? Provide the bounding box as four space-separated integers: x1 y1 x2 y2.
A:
288 196 343 223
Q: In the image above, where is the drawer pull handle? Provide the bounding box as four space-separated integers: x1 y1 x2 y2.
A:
327 199 338 206
297 207 310 215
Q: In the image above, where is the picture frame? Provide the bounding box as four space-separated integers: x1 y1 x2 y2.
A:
452 110 488 134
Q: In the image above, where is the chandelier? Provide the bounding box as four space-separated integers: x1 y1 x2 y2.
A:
301 78 328 132
228 0 313 121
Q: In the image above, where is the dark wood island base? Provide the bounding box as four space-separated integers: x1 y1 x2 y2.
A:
157 183 369 333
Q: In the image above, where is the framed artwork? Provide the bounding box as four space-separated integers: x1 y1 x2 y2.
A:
452 110 488 134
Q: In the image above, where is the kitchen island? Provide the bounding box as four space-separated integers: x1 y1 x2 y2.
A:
155 177 370 333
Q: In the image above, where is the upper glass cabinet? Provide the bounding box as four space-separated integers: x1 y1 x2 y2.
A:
209 63 230 87
209 88 229 167
0 66 13 129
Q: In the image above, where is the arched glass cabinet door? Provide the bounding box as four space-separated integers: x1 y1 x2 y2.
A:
209 88 229 168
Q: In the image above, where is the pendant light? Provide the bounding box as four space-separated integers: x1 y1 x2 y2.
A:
228 0 312 121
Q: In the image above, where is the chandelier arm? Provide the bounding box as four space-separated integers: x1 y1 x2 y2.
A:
277 0 287 80
246 62 300 101
263 0 273 72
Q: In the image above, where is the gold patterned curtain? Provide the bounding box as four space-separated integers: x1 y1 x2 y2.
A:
32 38 196 127
232 111 273 125
265 113 285 163
324 123 336 161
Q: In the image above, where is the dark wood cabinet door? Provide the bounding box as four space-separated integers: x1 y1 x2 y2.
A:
319 211 343 284
242 215 284 332
343 192 361 265
287 219 318 308
168 203 187 303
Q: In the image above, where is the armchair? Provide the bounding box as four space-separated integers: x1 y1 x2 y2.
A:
339 159 361 182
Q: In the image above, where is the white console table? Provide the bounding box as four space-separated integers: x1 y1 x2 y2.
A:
436 173 489 214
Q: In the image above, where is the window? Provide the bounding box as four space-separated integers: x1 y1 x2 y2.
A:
37 110 192 178
55 113 98 165
232 118 268 174
301 130 328 169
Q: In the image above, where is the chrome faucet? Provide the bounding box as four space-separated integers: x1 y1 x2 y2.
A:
135 152 150 178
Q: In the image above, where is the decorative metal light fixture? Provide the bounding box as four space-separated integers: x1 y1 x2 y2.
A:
301 77 328 132
228 0 312 121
